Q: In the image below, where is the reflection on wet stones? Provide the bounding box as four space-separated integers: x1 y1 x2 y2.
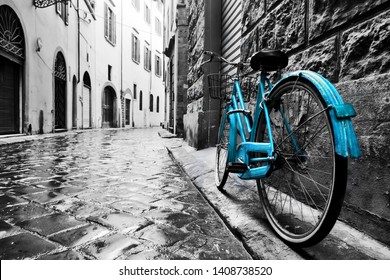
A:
90 212 151 233
0 128 251 259
139 224 190 247
23 191 67 205
49 224 110 247
110 200 153 215
37 250 89 260
9 184 45 195
17 213 86 236
0 233 58 260
166 212 196 228
0 195 28 207
82 233 140 259
0 203 52 224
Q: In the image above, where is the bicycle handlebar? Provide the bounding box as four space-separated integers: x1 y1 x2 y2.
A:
201 50 251 72
202 50 239 66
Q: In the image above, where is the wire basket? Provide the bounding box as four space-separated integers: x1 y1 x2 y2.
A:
207 74 233 100
207 74 258 102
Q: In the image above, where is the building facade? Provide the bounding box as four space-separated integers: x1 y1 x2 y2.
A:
0 0 83 134
163 0 188 136
97 0 165 129
0 0 164 136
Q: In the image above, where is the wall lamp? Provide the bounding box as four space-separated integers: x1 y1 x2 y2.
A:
36 37 43 52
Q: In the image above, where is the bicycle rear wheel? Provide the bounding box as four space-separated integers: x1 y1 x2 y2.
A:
255 78 348 247
215 113 230 190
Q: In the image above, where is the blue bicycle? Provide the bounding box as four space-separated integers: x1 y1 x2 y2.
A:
203 49 361 247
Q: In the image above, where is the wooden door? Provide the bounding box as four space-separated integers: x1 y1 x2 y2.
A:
0 56 19 134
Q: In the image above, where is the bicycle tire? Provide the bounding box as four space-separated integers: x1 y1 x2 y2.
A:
215 112 230 190
255 78 348 247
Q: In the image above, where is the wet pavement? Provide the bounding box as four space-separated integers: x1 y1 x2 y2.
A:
0 128 251 260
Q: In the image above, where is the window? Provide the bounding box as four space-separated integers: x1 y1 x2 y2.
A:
104 2 116 45
157 1 163 12
133 84 137 99
56 2 69 25
144 4 151 24
155 55 161 77
131 34 140 63
149 94 154 112
144 46 151 71
108 65 112 81
131 0 140 11
139 91 143 110
155 17 162 36
156 96 160 113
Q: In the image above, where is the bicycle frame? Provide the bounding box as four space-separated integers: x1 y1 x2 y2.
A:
219 72 276 180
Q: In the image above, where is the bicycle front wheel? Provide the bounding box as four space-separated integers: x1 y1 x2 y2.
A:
255 78 348 247
215 112 230 190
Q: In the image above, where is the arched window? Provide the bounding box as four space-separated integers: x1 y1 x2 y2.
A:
156 96 160 113
0 5 25 61
149 94 153 112
139 91 143 110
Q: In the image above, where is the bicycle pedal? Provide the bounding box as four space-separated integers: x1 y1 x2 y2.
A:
227 162 249 173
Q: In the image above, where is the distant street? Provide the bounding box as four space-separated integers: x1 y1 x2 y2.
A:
0 128 250 260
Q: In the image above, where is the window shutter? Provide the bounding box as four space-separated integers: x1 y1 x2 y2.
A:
137 40 140 62
148 50 151 70
104 3 108 38
131 35 135 60
113 12 116 44
65 3 69 25
144 47 146 68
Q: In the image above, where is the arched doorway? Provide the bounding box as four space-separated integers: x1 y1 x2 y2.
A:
0 5 25 135
102 86 116 128
82 72 91 128
54 52 67 131
123 88 132 127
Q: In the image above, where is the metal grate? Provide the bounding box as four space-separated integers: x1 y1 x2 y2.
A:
0 5 24 59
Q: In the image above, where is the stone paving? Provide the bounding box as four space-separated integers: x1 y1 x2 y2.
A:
0 128 251 260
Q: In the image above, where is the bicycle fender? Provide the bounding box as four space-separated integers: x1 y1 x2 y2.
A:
274 70 361 159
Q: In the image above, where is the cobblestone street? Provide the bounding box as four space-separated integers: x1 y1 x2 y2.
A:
0 128 250 260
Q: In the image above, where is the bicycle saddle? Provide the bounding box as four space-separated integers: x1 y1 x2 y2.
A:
250 49 288 71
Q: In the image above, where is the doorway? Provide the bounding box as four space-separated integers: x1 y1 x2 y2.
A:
0 5 25 135
102 86 115 128
82 72 91 128
0 56 19 134
125 99 131 126
54 52 67 130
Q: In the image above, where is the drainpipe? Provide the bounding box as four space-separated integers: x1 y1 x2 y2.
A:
77 0 81 83
120 0 124 128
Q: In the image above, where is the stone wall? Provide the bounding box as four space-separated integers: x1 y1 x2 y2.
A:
184 0 221 149
176 2 189 136
240 0 390 245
